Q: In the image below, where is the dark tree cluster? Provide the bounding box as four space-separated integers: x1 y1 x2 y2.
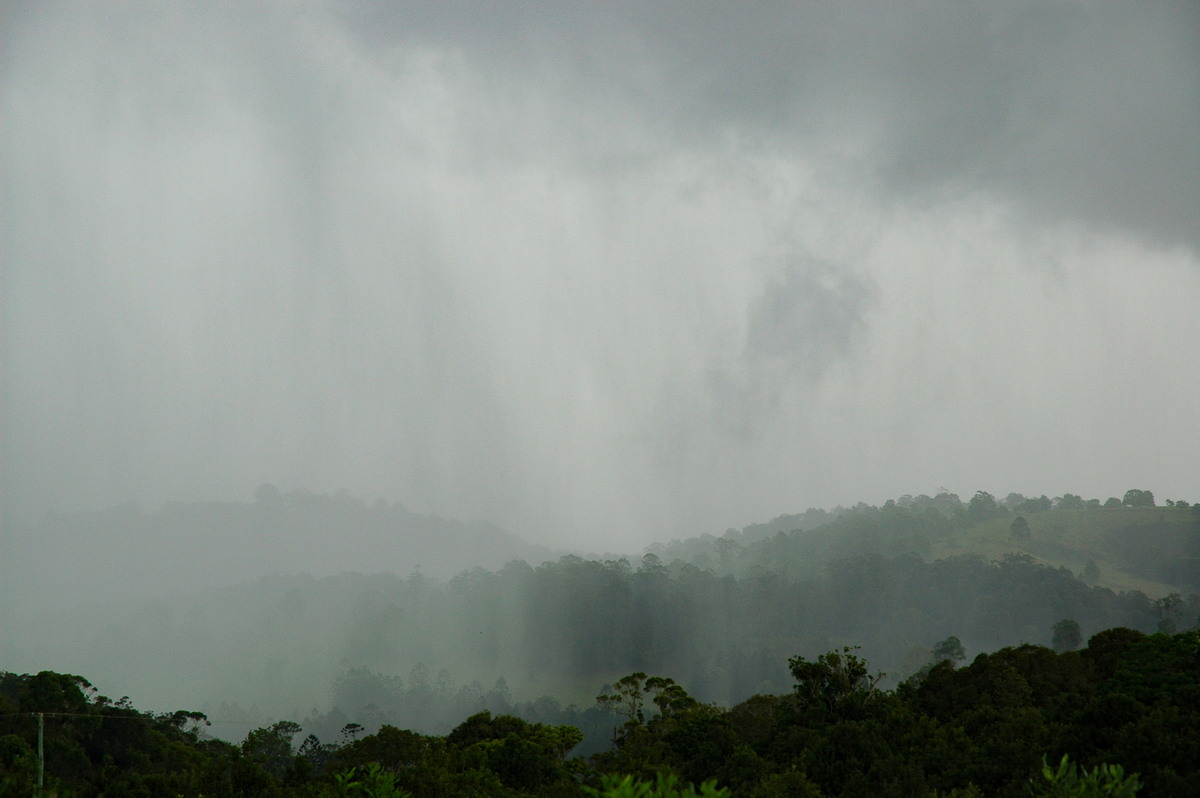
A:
3 628 1197 796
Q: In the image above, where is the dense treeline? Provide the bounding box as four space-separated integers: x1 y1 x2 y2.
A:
3 628 1196 796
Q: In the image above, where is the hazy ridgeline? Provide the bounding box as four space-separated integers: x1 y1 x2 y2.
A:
2 486 561 606
2 489 1197 747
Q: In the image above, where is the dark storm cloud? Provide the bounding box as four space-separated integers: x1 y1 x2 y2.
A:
856 2 1200 251
335 0 1200 250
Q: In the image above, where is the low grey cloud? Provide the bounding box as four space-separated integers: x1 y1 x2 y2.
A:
708 260 873 440
744 263 873 378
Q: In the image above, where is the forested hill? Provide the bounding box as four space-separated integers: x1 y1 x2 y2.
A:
7 488 1196 754
650 490 1200 597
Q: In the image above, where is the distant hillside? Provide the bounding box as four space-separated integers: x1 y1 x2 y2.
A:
1 486 560 607
649 491 1200 597
930 506 1199 596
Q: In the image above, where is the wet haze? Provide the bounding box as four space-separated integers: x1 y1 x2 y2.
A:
3 1 1199 552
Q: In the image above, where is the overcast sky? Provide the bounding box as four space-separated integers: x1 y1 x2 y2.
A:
3 1 1198 550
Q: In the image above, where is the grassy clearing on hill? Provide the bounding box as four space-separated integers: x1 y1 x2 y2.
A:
930 506 1199 597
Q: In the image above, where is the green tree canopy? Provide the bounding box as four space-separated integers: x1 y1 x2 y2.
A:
788 646 883 720
1122 490 1155 508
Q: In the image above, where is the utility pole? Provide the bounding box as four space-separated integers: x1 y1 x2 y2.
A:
37 712 44 793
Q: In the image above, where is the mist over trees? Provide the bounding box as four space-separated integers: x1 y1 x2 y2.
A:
4 487 1195 757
